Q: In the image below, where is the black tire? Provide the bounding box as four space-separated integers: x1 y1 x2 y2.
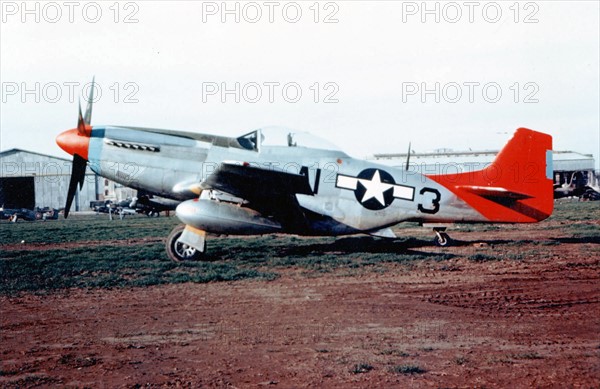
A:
434 232 452 247
166 224 205 262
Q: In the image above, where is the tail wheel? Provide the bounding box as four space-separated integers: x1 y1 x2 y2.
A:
166 224 205 262
434 232 452 247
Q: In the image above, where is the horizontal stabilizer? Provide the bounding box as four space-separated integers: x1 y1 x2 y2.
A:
457 185 533 200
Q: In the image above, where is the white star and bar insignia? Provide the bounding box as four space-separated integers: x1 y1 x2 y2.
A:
336 169 415 210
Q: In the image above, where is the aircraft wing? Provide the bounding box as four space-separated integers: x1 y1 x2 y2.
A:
200 162 314 231
201 162 314 199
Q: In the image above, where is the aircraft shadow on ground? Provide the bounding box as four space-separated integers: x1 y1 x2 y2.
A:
465 236 599 246
275 236 456 258
467 239 515 246
207 234 599 263
551 236 600 244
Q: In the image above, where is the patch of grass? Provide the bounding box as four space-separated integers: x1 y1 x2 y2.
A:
207 235 453 273
538 240 561 246
0 244 276 295
0 214 180 245
506 240 533 246
389 364 426 374
455 355 469 365
454 224 502 233
468 253 497 262
58 354 101 368
505 253 524 261
0 228 454 295
552 201 600 222
3 375 59 387
350 363 373 374
510 352 544 360
4 200 595 296
379 349 409 357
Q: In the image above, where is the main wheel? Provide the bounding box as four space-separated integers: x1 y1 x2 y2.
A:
434 232 452 247
166 224 205 262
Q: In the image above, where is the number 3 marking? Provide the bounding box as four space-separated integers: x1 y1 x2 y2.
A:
418 187 440 214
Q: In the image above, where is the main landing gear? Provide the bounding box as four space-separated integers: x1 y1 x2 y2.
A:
166 224 206 262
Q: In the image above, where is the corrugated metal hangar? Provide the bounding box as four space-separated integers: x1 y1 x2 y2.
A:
371 149 597 190
0 149 134 211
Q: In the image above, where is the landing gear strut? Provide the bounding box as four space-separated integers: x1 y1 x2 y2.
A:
166 224 206 262
433 227 453 247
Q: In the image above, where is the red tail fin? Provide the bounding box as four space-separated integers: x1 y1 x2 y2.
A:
429 128 553 223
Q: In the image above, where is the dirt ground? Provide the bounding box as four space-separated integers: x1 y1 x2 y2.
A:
1 222 599 388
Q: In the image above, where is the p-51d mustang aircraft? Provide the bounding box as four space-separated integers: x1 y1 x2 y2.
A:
57 84 553 261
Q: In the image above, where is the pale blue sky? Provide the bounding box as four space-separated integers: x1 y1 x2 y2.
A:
1 1 598 168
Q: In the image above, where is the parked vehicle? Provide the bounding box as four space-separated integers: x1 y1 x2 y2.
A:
0 207 59 222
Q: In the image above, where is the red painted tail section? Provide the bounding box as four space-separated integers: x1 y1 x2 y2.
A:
429 128 553 223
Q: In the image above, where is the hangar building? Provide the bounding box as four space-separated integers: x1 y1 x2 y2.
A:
0 149 134 211
370 149 597 189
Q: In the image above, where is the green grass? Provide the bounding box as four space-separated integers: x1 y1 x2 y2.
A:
379 349 410 357
552 200 600 222
388 364 426 374
1 201 597 295
203 235 453 273
350 363 373 374
0 228 453 295
0 214 180 245
468 254 497 262
455 356 469 365
510 352 544 360
0 243 276 295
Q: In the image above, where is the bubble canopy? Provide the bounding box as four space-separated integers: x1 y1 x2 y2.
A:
237 126 344 153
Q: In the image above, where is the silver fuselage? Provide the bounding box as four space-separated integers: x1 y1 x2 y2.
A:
86 125 484 235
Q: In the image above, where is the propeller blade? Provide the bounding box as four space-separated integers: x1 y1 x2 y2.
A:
405 142 412 171
77 100 87 136
65 83 94 218
64 154 87 218
84 76 95 125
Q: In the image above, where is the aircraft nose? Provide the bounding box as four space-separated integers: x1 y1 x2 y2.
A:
56 128 90 160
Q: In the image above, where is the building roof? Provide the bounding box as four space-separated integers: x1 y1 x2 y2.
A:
0 148 95 177
0 148 70 162
371 150 595 172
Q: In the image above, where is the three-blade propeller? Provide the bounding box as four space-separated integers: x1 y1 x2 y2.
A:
64 78 95 218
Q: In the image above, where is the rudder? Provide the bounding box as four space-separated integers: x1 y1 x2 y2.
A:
429 128 553 223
